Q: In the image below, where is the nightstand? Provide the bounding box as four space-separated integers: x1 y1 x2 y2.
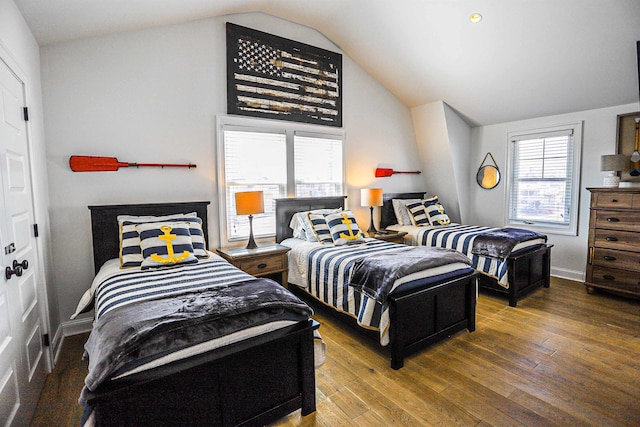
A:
216 243 291 286
371 230 407 244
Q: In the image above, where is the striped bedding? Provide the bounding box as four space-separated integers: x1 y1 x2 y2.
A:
283 238 473 346
388 224 546 288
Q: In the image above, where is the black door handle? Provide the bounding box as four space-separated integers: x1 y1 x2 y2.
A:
5 265 23 280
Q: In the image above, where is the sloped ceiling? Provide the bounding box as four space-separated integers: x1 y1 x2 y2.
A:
14 0 640 126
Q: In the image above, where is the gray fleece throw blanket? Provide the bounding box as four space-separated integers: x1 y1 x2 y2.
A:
471 227 546 259
349 246 471 303
80 277 311 404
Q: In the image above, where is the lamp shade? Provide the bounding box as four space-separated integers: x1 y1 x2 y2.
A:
361 188 383 207
235 191 264 215
600 154 628 172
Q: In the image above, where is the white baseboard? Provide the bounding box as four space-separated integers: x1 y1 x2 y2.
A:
551 267 584 283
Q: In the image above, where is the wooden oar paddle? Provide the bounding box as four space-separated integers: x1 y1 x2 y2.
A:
69 155 196 172
375 167 421 178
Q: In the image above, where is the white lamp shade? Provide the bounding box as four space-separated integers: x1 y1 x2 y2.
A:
361 188 383 207
235 191 264 215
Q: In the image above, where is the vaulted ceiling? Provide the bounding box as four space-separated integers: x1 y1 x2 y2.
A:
14 0 640 126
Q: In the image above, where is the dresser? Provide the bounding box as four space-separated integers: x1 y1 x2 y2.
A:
585 187 640 298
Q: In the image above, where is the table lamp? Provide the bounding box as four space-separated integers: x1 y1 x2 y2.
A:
361 188 383 235
600 154 627 187
235 190 264 249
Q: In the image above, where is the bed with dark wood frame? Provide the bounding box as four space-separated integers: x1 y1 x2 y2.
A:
380 192 553 307
85 201 317 427
275 196 478 370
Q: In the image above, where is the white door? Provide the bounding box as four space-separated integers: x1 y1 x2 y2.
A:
0 58 47 426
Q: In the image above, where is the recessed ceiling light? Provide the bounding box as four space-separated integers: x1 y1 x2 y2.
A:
470 13 483 23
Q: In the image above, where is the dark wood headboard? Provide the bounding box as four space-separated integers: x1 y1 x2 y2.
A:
380 192 426 229
274 196 347 243
88 201 210 274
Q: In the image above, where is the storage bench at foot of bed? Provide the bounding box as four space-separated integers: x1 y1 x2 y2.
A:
87 319 318 427
478 244 552 307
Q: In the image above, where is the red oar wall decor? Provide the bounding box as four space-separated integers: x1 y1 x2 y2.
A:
375 167 421 178
69 155 196 172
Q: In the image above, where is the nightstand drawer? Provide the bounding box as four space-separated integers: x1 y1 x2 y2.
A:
237 254 284 276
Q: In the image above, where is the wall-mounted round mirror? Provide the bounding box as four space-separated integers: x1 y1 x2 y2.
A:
477 165 501 189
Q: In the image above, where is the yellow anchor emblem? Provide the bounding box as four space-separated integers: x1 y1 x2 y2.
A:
338 213 362 240
435 203 450 225
150 225 192 264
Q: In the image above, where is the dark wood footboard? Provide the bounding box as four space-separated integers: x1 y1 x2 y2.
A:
88 319 318 427
388 272 478 369
478 244 552 307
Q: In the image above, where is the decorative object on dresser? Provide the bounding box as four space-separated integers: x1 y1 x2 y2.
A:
361 188 383 235
585 187 640 298
476 152 501 189
69 155 196 172
216 243 291 287
600 154 628 187
235 190 264 249
615 112 640 184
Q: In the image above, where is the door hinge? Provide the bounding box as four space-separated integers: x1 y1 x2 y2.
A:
33 224 39 237
23 107 29 121
43 333 50 347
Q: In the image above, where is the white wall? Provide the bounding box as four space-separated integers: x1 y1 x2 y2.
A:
40 13 424 324
411 100 472 223
0 0 55 353
469 102 640 281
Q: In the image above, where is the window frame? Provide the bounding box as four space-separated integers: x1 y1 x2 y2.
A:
216 115 346 246
504 122 582 236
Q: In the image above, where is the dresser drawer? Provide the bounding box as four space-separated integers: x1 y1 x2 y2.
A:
593 192 634 209
594 210 640 232
592 248 640 272
237 254 285 275
593 229 640 252
590 266 640 295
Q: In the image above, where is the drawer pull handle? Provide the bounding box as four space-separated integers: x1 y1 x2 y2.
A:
603 256 616 261
606 217 620 222
611 199 618 203
605 236 618 242
603 275 615 280
257 263 267 269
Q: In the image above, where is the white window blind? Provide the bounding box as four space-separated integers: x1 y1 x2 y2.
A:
294 134 343 197
218 118 345 244
507 124 581 235
223 129 287 240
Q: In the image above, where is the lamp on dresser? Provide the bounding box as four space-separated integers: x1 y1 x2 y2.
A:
600 154 628 187
361 188 383 235
235 190 264 249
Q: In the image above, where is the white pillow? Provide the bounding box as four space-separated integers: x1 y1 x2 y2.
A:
392 199 420 226
290 208 342 241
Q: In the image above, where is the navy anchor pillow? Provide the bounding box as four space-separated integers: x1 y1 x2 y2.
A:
136 222 198 269
325 211 365 245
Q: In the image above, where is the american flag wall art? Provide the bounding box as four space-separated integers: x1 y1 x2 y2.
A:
226 23 343 127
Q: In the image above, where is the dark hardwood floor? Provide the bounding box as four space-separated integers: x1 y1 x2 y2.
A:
30 277 640 426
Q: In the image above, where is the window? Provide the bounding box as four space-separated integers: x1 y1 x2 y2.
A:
217 117 344 244
506 123 582 235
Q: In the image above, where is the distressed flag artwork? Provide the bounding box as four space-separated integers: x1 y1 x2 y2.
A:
226 23 343 127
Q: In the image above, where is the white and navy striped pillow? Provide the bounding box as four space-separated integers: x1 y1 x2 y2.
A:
307 213 334 244
136 222 198 269
325 211 364 245
423 197 451 226
119 212 208 268
406 202 430 226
